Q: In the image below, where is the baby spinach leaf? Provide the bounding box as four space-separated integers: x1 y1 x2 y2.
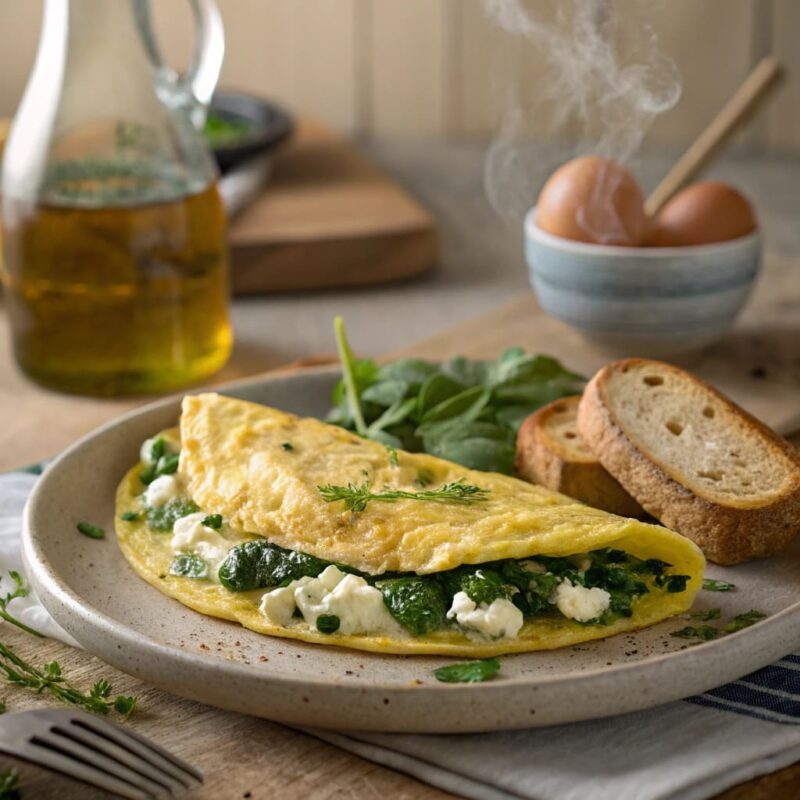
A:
417 373 467 417
146 498 199 532
420 386 491 424
169 553 209 579
440 356 491 388
219 540 332 592
377 359 438 387
380 577 447 635
368 397 418 435
434 658 501 683
361 379 409 408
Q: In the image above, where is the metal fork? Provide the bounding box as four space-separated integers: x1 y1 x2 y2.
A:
0 708 202 798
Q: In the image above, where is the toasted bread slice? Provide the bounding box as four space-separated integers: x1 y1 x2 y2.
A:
515 396 645 517
577 359 800 564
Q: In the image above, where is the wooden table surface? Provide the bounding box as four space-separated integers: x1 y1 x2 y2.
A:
1 141 800 798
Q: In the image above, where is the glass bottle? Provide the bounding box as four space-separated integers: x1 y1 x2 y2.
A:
1 0 232 396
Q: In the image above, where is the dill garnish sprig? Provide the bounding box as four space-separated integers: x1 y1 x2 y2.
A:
317 477 490 513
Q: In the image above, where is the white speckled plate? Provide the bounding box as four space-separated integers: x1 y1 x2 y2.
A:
22 367 800 732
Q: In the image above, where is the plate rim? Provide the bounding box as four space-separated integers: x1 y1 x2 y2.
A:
21 367 800 730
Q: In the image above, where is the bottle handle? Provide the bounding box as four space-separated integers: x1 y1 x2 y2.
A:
136 0 225 127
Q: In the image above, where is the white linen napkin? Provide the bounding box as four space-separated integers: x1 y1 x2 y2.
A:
3 471 800 800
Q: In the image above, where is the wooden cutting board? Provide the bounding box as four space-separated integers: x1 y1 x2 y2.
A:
0 117 438 294
228 117 437 293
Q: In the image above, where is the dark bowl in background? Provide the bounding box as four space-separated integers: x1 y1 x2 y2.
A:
206 91 294 173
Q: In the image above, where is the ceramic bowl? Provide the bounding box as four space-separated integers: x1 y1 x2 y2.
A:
524 207 762 357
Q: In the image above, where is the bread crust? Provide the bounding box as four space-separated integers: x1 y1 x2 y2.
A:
515 397 645 518
577 359 800 565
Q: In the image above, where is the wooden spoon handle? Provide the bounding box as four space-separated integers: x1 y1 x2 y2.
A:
644 56 784 218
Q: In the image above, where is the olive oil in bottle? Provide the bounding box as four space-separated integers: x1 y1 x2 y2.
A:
2 181 232 396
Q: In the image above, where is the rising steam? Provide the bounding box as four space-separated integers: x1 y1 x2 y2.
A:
483 0 682 221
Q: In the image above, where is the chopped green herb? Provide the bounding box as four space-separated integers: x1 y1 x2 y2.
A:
434 658 501 683
281 442 294 452
0 571 44 638
169 553 209 579
202 514 223 530
146 498 199 532
691 608 721 621
671 625 720 641
77 521 105 539
703 578 736 592
386 445 400 466
317 477 489 514
113 695 138 718
723 610 767 633
140 452 179 485
149 436 167 462
120 511 140 522
316 614 341 634
0 767 20 799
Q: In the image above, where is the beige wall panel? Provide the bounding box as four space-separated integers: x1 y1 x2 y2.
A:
454 0 759 150
367 0 455 137
769 0 800 151
0 1 42 117
634 0 756 148
0 1 357 132
155 0 358 132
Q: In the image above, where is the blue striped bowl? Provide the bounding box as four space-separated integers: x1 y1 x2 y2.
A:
524 207 761 356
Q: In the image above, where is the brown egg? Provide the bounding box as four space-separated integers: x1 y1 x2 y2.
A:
646 181 757 247
536 156 647 247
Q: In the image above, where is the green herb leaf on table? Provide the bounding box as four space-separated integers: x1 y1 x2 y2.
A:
317 478 489 514
671 609 766 642
434 658 501 684
77 521 105 539
702 578 736 592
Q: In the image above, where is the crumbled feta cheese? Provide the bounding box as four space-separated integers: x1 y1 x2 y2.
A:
553 579 610 622
259 585 298 627
446 591 524 639
143 474 182 508
170 512 230 573
259 565 402 636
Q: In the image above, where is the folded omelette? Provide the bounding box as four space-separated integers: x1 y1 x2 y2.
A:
114 393 705 656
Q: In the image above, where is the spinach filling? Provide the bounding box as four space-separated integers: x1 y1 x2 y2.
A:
216 539 690 636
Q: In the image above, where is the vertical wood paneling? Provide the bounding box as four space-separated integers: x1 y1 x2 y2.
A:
635 0 757 148
0 0 795 151
769 0 800 151
367 0 454 137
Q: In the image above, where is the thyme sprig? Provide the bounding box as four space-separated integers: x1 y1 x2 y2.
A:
317 477 489 513
0 571 43 638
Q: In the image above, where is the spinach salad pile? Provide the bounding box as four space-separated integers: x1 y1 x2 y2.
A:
327 317 585 474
